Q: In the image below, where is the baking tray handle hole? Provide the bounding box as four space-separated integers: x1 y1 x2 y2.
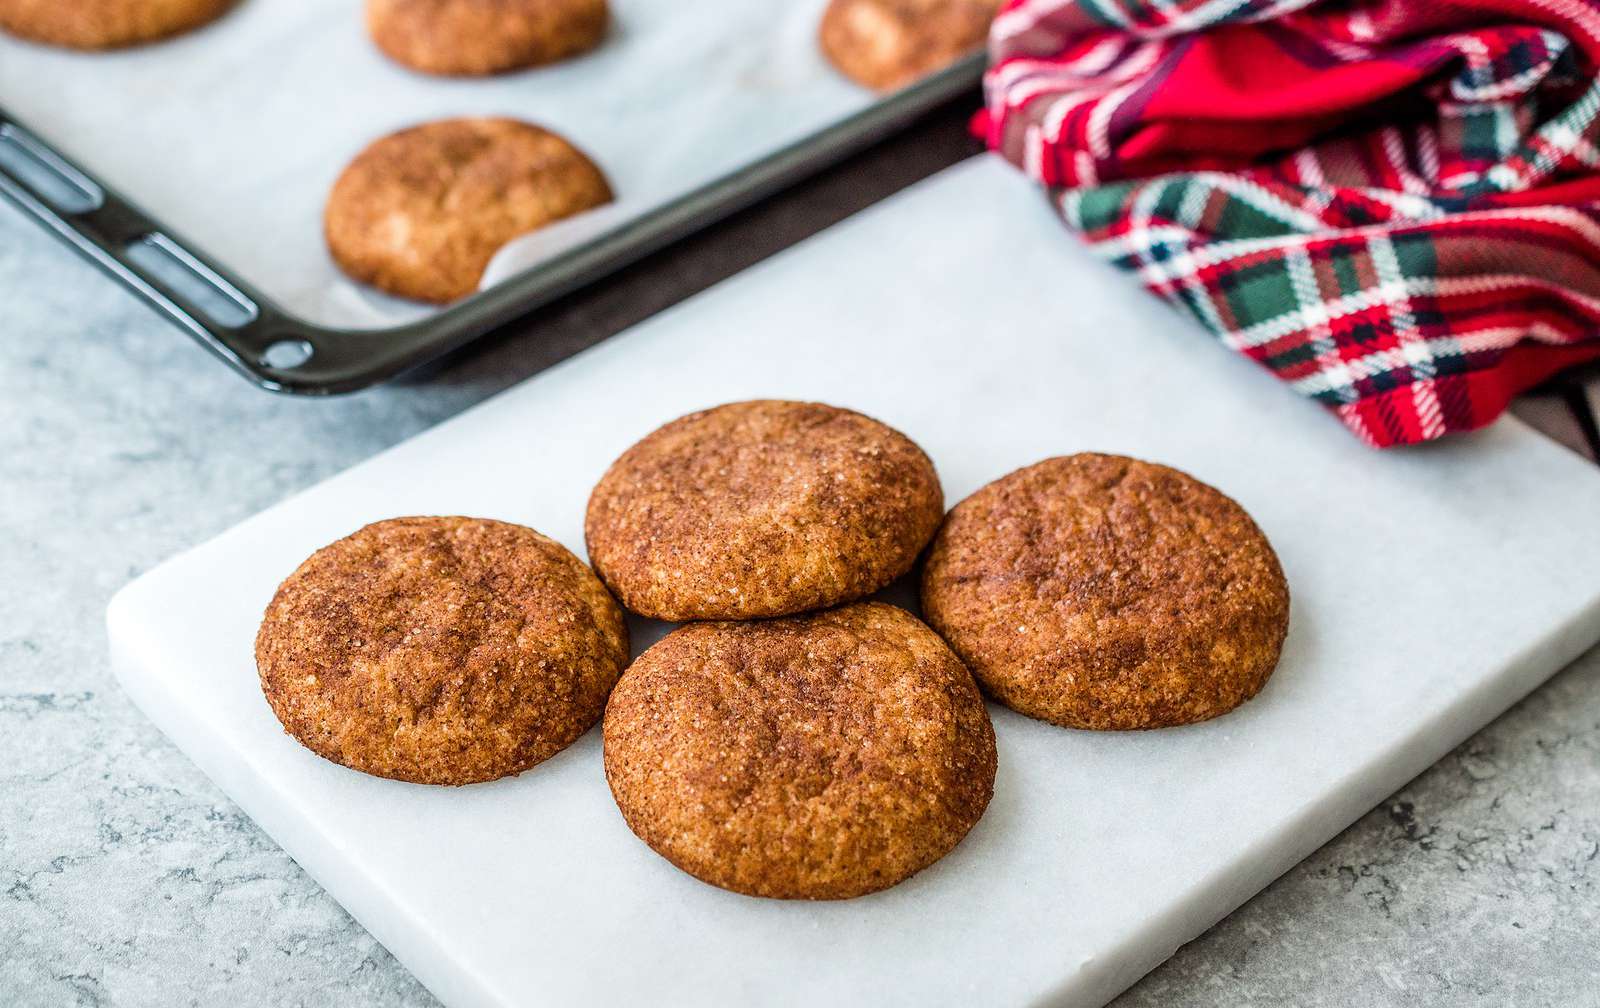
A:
0 124 103 214
259 338 314 369
124 233 259 329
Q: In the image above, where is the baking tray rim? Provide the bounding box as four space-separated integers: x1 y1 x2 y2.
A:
0 54 984 396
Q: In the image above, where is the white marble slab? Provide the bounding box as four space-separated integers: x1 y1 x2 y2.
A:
107 156 1600 1008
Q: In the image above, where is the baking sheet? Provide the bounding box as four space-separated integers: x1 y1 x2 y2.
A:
0 0 884 330
107 157 1600 1007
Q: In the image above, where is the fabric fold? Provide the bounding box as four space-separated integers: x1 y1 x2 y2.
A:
981 0 1600 446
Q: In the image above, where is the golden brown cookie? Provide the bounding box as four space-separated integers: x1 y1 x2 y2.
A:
585 400 943 621
603 602 995 899
0 0 233 49
818 0 998 92
922 454 1290 731
324 117 613 303
256 516 628 786
366 0 607 76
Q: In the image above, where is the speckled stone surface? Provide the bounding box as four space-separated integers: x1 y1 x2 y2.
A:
3 113 1598 1006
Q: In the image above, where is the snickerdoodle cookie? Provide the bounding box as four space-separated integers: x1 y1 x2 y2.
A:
603 602 995 899
922 454 1289 731
0 0 233 49
366 0 607 76
819 0 998 91
585 400 943 621
324 117 612 303
256 516 628 786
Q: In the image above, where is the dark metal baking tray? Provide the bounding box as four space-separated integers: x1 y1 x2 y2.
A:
0 55 980 395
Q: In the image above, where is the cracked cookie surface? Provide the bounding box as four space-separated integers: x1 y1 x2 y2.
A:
602 602 996 899
324 117 612 303
585 400 943 621
922 453 1290 730
366 0 608 76
256 516 628 785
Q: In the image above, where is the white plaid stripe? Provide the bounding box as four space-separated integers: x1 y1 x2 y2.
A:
1369 235 1445 438
1446 32 1567 101
1522 0 1600 48
1136 0 1318 39
1287 321 1575 400
1380 128 1429 196
1417 126 1442 181
990 0 1079 51
1287 246 1360 404
1077 213 1600 349
1121 180 1238 340
1075 0 1133 28
1089 203 1600 284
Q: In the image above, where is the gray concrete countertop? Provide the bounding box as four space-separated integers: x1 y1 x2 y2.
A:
3 111 1598 1007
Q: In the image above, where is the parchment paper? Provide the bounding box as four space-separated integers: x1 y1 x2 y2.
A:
0 0 874 329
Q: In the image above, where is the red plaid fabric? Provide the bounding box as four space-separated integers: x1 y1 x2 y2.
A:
979 0 1600 446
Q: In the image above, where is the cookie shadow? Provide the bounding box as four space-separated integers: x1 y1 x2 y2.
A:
624 612 676 660
868 570 923 620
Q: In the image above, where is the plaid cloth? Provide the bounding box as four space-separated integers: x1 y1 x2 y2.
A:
979 0 1600 446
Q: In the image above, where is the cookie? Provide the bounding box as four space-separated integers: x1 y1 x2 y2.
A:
819 0 998 92
922 454 1290 731
585 400 943 621
256 516 628 786
603 602 995 899
324 118 613 303
0 0 233 49
366 0 607 76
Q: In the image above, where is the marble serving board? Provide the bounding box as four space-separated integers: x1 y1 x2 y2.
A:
107 156 1600 1007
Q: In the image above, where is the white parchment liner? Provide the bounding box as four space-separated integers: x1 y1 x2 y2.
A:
0 0 870 330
